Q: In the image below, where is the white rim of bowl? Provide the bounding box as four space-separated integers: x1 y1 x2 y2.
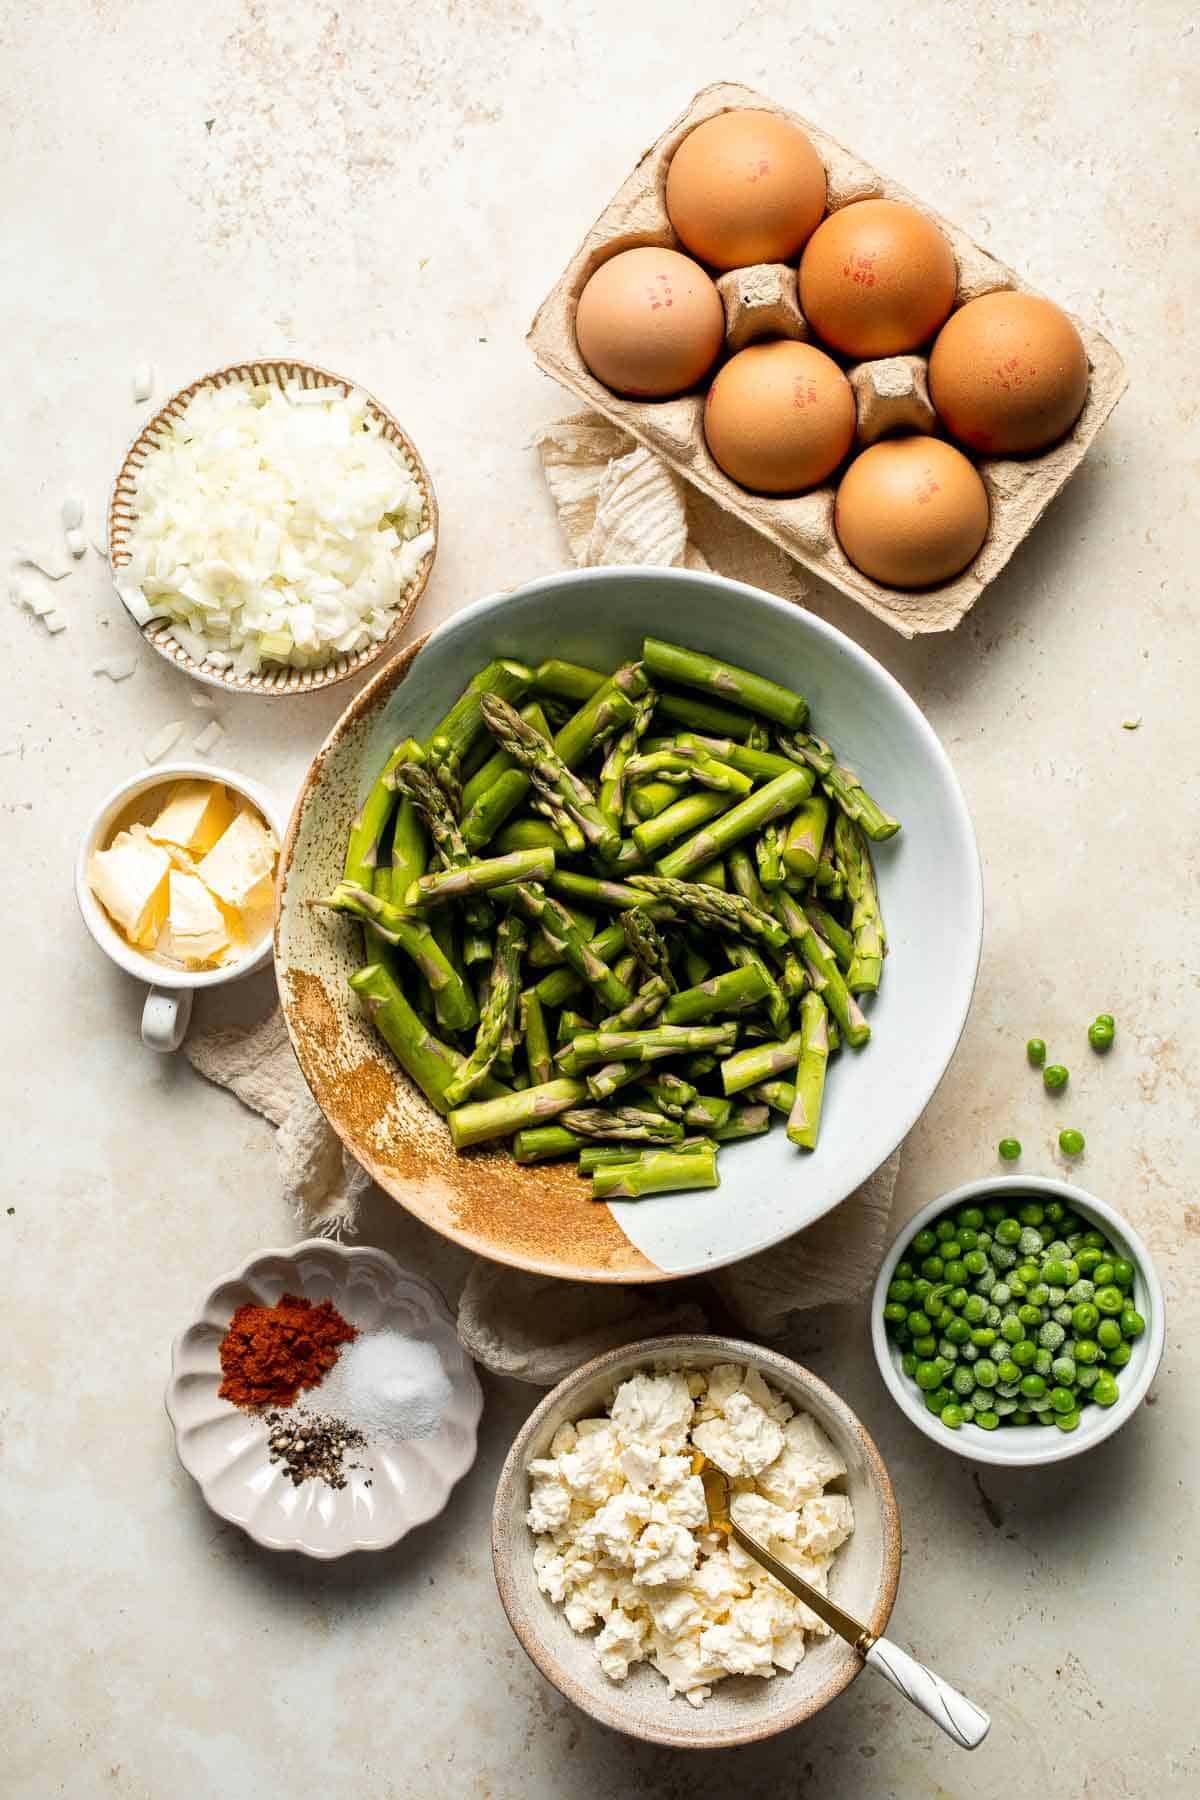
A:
276 563 984 1277
107 358 438 697
870 1174 1166 1467
75 760 286 989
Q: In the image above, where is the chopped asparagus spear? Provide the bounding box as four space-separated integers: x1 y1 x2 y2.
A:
632 789 735 860
721 1030 805 1095
772 888 871 1049
344 738 424 886
655 769 813 879
591 1143 719 1200
775 730 900 841
424 659 533 771
713 1103 772 1141
317 882 477 1031
520 991 554 1087
511 883 633 1011
781 795 830 881
405 845 555 907
349 964 467 1115
532 659 606 703
642 638 808 728
512 1125 585 1164
662 963 771 1025
805 902 854 970
755 821 787 890
444 915 526 1107
629 875 790 952
558 1023 738 1068
835 812 887 994
448 1077 588 1149
561 1107 686 1144
787 991 830 1150
480 693 620 858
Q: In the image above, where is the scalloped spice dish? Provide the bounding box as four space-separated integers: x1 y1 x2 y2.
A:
528 80 1128 638
165 1240 482 1557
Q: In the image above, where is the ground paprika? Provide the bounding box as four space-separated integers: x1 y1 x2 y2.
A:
217 1292 357 1409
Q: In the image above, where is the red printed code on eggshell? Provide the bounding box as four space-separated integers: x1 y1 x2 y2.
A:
995 356 1033 389
792 380 819 408
842 256 877 287
745 157 771 182
915 479 941 505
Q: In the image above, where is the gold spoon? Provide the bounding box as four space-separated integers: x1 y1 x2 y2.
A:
699 1460 990 1750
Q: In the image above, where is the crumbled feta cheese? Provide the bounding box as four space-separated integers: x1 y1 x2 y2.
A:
525 1364 854 1706
691 1389 784 1478
610 1370 694 1452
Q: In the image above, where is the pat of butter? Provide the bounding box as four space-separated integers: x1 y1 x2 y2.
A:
88 825 171 947
196 808 278 910
147 780 236 856
159 869 231 966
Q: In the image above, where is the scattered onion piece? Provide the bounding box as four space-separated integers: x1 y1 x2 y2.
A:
192 719 224 754
133 362 154 402
93 655 139 682
144 721 185 764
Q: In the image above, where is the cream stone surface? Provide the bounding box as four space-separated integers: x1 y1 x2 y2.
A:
2 3 1197 1796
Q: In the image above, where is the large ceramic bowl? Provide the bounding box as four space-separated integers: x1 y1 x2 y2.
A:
165 1240 482 1557
872 1175 1165 1468
492 1335 901 1750
275 566 982 1283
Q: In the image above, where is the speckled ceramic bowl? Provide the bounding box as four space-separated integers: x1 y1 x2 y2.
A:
492 1335 901 1750
872 1175 1165 1468
275 566 982 1285
109 358 438 696
165 1240 482 1557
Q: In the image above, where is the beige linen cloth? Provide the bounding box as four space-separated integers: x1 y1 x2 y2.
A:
184 414 899 1383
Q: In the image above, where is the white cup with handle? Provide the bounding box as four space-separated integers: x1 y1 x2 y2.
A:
75 762 285 1052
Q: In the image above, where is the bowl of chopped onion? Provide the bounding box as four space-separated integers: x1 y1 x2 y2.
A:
108 359 438 696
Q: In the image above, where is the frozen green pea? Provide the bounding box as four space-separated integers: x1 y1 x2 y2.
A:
1051 1356 1076 1385
1011 1340 1037 1368
1038 1321 1066 1351
1107 1341 1132 1368
1049 1386 1076 1414
975 1410 1000 1430
1066 1279 1095 1304
1120 1307 1145 1338
1055 1410 1081 1432
1043 1064 1069 1091
952 1366 976 1397
1026 1038 1047 1065
1112 1258 1135 1290
992 1395 1019 1416
1059 1128 1085 1156
1076 1364 1101 1389
997 1357 1021 1385
1034 1348 1053 1377
940 1404 964 1430
973 1359 998 1389
1018 1227 1044 1256
998 1138 1022 1162
1093 1373 1120 1407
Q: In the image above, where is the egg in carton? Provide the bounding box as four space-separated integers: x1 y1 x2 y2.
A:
527 81 1128 638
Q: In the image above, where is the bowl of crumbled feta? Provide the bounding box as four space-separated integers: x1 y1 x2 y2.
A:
109 360 437 695
493 1335 900 1747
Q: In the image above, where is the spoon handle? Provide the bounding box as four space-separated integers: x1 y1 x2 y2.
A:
864 1638 990 1750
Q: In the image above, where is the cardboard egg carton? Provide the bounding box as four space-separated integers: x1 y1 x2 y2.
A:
527 81 1128 637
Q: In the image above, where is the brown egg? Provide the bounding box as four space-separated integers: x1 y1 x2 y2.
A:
799 200 957 358
835 436 989 587
574 246 724 399
666 109 827 271
928 291 1089 454
703 341 855 495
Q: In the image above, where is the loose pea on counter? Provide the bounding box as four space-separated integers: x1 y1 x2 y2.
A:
883 1197 1145 1433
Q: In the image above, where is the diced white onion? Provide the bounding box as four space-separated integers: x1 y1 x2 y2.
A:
133 362 154 402
43 610 68 634
120 376 432 673
62 497 85 530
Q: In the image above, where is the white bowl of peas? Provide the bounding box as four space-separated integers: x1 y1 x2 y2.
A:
872 1175 1165 1467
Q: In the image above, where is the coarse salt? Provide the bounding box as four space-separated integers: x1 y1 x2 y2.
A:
315 1331 452 1444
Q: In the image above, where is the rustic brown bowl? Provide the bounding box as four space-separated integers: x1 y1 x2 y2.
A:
492 1335 902 1749
108 358 438 696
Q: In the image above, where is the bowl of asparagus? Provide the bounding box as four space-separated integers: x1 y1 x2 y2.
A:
275 567 982 1282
